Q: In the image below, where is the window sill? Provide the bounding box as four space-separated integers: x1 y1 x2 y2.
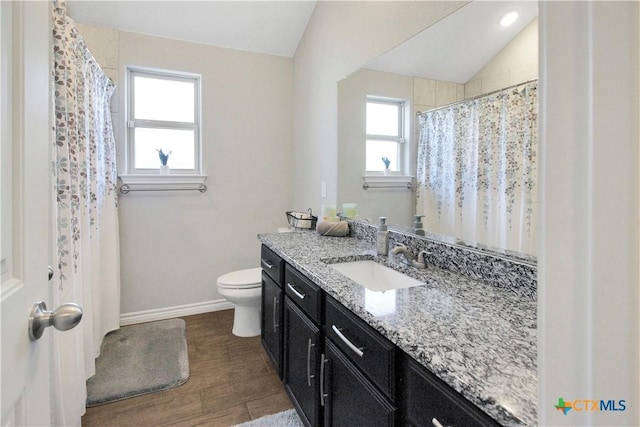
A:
362 175 414 190
119 174 208 194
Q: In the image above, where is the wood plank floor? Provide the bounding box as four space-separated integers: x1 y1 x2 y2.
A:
82 310 293 427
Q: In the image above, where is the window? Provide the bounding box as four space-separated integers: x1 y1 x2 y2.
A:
365 98 405 172
126 67 201 174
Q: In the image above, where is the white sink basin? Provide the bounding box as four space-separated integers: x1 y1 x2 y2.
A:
328 260 425 292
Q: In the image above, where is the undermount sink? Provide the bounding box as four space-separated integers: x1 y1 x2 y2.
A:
328 260 425 292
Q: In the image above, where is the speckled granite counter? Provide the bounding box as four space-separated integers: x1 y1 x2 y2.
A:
258 231 537 426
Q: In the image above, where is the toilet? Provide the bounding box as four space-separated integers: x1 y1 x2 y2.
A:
217 268 262 337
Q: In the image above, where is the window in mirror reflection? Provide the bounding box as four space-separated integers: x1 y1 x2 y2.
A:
366 98 406 172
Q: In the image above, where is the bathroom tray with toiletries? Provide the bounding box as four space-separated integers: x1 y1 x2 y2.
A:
286 209 318 230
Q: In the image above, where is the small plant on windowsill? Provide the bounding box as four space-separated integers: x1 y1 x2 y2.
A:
157 149 172 175
382 157 391 175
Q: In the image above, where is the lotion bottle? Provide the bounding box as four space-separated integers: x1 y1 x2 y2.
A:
377 217 389 256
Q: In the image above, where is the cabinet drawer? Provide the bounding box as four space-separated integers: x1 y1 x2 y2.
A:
261 245 283 285
404 356 500 427
325 296 396 400
285 264 322 324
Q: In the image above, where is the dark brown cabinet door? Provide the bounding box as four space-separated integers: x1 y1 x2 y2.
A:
323 339 396 427
284 298 321 427
261 272 283 378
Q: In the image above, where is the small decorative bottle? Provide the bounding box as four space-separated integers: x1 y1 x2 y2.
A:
376 217 389 256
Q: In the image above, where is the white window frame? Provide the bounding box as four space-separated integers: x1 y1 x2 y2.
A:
365 97 407 175
125 66 202 176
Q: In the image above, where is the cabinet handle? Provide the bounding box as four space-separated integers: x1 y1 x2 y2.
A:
432 418 444 427
261 259 274 269
272 297 279 333
306 338 315 386
320 353 328 407
287 283 306 300
331 325 364 357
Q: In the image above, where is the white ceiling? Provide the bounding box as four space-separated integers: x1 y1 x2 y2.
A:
66 1 318 58
366 1 538 83
67 1 537 79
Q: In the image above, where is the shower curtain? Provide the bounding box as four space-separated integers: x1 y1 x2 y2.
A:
416 81 537 255
51 1 120 423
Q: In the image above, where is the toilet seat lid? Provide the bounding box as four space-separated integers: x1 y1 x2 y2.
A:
217 267 262 288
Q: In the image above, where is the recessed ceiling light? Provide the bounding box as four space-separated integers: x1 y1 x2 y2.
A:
498 10 519 27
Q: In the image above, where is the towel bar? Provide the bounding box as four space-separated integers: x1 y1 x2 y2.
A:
119 183 207 194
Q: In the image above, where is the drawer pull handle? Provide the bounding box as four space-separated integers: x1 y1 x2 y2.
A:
261 259 274 269
320 353 328 407
272 297 279 333
287 283 306 300
432 418 444 427
331 325 364 357
306 338 315 386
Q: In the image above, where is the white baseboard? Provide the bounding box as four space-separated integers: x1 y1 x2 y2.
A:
119 299 234 326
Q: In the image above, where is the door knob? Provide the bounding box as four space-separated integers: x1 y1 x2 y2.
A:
29 301 83 341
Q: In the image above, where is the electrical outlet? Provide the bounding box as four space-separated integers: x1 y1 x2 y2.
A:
321 181 327 198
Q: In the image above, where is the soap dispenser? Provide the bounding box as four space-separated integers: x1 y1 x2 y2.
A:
377 217 389 255
413 215 425 236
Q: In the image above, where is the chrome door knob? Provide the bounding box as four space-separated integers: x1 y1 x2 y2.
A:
29 301 83 341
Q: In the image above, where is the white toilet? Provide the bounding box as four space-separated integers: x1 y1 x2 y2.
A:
217 267 262 337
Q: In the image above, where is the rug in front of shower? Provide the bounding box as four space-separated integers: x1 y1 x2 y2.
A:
86 318 189 406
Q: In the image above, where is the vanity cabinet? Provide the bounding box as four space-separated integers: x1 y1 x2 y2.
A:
260 246 284 378
259 244 501 427
403 356 500 427
283 265 323 427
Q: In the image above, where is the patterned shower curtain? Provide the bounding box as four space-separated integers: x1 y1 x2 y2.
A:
51 1 120 423
416 81 538 255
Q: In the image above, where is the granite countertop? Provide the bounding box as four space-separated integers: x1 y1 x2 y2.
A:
258 231 537 426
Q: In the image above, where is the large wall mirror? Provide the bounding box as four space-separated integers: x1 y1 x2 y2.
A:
337 1 539 258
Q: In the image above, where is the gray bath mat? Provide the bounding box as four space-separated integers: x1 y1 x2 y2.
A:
234 409 303 427
86 318 189 406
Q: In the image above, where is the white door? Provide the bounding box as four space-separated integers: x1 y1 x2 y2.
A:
1 2 59 425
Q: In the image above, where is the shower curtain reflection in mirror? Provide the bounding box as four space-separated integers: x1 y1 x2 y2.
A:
416 81 538 255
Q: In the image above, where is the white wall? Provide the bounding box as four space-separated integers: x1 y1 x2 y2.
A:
292 1 468 214
539 2 639 425
78 25 294 315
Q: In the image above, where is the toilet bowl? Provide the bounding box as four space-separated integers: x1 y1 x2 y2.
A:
217 267 262 337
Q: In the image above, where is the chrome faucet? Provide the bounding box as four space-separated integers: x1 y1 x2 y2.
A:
391 244 431 269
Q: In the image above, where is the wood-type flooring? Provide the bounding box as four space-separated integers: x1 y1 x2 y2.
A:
82 310 293 426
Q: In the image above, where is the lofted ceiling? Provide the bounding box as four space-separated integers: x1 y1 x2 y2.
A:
366 1 538 83
66 1 318 58
67 1 537 80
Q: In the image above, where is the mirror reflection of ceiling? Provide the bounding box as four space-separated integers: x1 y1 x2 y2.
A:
365 1 538 83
